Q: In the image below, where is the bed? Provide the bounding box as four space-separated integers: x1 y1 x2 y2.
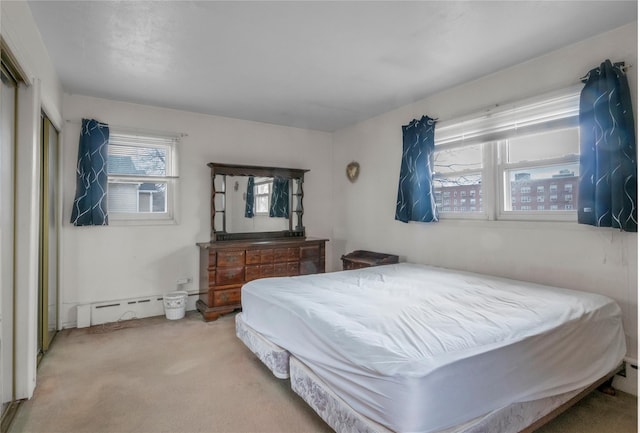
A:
236 262 626 433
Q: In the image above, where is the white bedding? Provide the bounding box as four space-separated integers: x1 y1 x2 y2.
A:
240 263 626 433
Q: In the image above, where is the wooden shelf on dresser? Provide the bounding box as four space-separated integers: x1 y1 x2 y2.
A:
197 237 328 321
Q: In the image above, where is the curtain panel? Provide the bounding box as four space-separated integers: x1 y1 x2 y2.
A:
578 60 637 232
70 118 110 226
395 115 439 223
245 176 255 218
269 177 290 218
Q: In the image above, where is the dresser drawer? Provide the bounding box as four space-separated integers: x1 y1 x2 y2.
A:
300 245 320 259
274 247 299 262
287 261 299 275
260 249 274 263
245 265 260 281
245 250 261 265
274 262 289 276
246 249 274 264
217 250 245 267
212 288 241 306
245 264 274 282
215 266 244 285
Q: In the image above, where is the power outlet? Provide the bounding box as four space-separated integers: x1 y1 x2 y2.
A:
176 277 192 285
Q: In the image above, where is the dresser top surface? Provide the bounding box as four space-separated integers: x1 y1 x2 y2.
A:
197 237 329 249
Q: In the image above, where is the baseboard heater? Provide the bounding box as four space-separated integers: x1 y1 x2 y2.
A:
76 293 198 328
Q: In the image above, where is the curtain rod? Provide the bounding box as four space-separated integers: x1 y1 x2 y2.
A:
65 119 188 138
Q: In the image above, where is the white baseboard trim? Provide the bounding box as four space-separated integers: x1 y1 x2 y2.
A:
70 292 199 328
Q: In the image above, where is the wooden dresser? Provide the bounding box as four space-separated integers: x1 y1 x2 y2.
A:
197 238 327 321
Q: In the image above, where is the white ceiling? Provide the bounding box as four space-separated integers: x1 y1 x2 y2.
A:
28 1 637 132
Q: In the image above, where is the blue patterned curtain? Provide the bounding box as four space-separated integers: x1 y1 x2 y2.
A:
578 60 637 232
395 115 438 223
244 176 255 218
70 118 109 226
269 177 289 218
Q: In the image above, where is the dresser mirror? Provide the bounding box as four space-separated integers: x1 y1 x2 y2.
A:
208 163 308 241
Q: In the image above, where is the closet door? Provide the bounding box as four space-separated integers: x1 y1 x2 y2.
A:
38 115 59 357
0 62 17 421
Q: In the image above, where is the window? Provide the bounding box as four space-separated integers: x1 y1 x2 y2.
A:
434 86 580 221
254 180 272 214
502 128 579 217
107 132 179 223
433 143 483 214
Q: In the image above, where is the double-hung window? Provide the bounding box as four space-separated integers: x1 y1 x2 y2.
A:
253 179 272 215
107 131 179 223
433 86 581 221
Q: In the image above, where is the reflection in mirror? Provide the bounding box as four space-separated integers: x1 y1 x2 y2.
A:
222 176 290 233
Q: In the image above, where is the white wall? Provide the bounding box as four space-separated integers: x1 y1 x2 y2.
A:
60 95 334 327
331 22 638 362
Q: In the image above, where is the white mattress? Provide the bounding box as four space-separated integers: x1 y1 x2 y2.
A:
240 263 626 433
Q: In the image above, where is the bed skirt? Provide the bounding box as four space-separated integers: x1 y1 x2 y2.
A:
235 313 290 379
289 354 614 433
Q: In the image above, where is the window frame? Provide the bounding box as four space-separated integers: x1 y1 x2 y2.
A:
253 179 272 216
433 85 582 223
496 138 579 222
107 131 180 225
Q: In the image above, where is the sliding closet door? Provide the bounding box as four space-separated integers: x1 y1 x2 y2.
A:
38 115 59 357
0 62 17 421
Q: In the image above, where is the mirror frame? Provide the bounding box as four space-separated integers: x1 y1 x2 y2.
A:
208 162 309 241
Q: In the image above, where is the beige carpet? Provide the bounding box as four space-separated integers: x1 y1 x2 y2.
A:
9 311 637 433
